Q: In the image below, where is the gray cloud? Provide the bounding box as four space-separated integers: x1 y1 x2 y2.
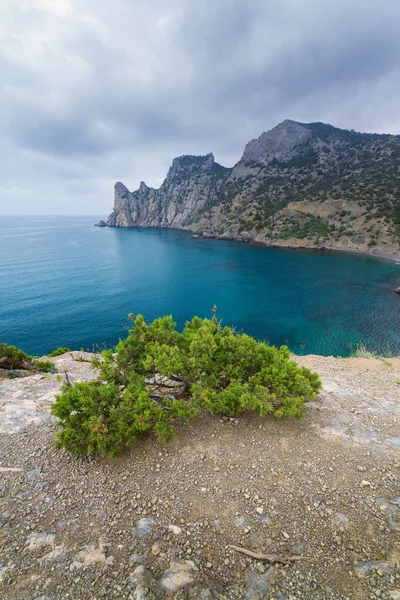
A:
1 0 400 214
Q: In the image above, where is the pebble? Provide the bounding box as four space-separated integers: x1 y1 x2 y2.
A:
168 524 182 535
361 480 373 488
151 543 160 556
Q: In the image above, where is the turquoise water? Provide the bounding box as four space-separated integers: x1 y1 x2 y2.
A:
0 215 399 357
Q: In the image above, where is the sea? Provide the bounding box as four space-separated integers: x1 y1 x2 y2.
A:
0 215 399 357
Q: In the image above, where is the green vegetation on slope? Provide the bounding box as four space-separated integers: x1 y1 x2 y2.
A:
198 124 400 246
0 343 55 373
48 347 71 357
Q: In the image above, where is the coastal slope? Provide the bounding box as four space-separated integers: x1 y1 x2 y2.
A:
105 120 400 256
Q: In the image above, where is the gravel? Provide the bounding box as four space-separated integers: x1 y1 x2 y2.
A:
0 352 399 599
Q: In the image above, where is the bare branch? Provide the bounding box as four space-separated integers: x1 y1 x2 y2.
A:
227 545 304 564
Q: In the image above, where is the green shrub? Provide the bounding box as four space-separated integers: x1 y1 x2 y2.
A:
0 344 28 367
33 360 56 373
48 347 71 357
0 343 55 373
51 312 321 457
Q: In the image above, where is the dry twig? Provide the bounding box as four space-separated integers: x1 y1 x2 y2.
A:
227 545 304 565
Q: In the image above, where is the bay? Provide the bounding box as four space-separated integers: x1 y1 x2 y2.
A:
0 215 399 356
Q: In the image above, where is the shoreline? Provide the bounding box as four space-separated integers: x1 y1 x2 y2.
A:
221 235 400 265
259 241 400 265
291 243 400 265
104 223 400 265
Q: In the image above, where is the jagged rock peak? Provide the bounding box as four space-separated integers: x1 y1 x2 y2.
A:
242 120 312 164
164 152 216 183
170 152 214 170
280 118 301 126
139 181 149 192
114 181 130 195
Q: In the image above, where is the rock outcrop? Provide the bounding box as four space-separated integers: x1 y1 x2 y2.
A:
107 153 230 230
105 120 400 255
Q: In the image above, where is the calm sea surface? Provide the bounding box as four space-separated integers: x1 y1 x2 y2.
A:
0 215 399 356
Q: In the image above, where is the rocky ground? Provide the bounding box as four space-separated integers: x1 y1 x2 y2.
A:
0 352 399 600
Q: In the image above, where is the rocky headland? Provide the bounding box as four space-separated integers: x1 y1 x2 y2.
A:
1 352 399 599
104 120 400 261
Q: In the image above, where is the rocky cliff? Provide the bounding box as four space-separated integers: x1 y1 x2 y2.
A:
107 153 230 229
106 120 400 256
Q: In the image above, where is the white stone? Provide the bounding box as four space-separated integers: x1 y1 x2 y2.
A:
160 560 198 592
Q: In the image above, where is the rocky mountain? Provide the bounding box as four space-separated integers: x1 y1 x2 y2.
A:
105 120 400 255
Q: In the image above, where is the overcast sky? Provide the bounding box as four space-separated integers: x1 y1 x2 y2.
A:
1 0 400 215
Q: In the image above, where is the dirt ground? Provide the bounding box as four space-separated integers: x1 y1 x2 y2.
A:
0 353 399 599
